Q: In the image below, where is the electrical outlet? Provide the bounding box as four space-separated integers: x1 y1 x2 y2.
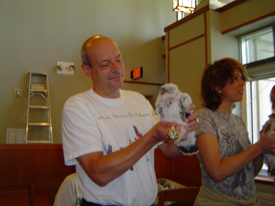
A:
13 89 22 96
57 61 75 75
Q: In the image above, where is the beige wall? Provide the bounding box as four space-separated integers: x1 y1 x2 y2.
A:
165 0 275 111
166 12 206 110
0 0 176 143
208 11 239 62
220 0 275 34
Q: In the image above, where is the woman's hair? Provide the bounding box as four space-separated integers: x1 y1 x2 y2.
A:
200 57 248 111
270 85 275 109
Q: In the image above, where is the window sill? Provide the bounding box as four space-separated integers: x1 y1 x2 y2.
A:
255 175 274 186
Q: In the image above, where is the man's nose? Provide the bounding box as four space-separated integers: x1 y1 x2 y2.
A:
111 62 120 72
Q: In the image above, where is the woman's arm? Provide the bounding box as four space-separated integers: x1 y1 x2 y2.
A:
196 131 275 183
253 154 263 176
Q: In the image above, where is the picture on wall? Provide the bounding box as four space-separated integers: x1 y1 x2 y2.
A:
6 128 26 144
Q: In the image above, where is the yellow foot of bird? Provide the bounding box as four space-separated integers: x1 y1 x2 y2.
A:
168 126 182 142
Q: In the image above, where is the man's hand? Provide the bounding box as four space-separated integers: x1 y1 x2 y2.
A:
148 121 179 143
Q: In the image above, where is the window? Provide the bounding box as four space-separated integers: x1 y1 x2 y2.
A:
245 78 275 142
241 27 274 64
240 26 275 176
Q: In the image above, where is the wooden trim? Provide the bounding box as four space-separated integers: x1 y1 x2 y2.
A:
221 11 275 34
255 176 274 186
0 190 29 197
169 34 205 51
245 56 275 68
204 12 208 65
164 0 249 33
215 0 249 12
236 23 275 38
123 80 163 86
0 144 62 151
167 31 170 83
164 5 210 32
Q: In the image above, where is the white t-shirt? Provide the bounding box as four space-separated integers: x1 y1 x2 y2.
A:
62 88 159 206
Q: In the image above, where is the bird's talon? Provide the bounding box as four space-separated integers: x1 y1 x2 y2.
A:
168 126 181 142
168 126 175 139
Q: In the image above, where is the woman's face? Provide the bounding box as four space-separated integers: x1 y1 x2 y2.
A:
220 68 245 103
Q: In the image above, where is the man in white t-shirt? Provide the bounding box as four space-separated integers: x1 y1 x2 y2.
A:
61 35 198 206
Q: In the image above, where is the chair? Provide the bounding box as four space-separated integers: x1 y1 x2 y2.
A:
158 187 200 206
53 173 81 206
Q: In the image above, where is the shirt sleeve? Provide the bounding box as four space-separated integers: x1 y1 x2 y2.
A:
195 109 217 137
61 97 104 166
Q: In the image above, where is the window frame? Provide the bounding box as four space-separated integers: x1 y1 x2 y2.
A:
239 26 275 177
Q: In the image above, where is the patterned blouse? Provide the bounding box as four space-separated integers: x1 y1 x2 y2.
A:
262 113 275 132
195 108 255 200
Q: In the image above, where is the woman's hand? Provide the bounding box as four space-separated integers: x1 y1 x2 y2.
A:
258 130 275 155
186 108 198 132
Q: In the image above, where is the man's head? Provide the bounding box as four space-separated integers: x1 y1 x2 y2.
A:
81 35 125 98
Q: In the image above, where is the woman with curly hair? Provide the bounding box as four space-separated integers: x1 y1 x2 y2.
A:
194 58 275 206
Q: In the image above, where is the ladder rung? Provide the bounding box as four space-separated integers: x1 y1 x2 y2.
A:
30 89 48 93
29 106 49 109
29 72 48 76
26 140 53 144
28 123 51 126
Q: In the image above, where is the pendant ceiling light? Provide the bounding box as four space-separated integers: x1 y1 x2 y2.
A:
173 0 196 13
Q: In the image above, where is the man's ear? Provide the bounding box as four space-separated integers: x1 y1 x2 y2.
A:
81 64 92 79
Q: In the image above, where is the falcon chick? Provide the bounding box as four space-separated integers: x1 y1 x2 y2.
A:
155 83 198 155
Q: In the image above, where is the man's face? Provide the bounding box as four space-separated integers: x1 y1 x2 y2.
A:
86 37 125 98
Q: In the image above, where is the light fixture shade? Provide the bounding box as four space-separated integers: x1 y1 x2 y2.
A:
173 0 195 13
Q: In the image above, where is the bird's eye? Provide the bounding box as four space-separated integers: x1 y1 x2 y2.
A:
160 88 165 94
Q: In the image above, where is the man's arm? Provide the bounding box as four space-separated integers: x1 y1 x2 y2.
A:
77 121 178 187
